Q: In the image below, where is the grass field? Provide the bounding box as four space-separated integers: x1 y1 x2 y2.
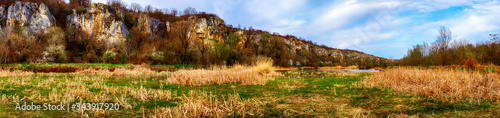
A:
0 63 199 73
0 64 499 117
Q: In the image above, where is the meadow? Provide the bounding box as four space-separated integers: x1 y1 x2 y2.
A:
0 63 499 117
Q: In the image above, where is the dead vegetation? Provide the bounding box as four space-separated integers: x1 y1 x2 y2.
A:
74 67 157 75
363 68 500 101
0 69 33 77
150 91 265 118
167 58 281 85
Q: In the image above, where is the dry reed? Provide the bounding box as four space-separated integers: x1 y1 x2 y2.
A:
167 58 281 85
0 69 33 77
363 68 500 101
150 91 265 118
74 67 156 75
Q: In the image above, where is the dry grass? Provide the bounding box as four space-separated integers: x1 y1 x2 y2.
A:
270 94 372 117
363 68 500 101
167 58 281 85
0 69 33 77
150 91 265 118
278 80 308 89
126 86 173 102
74 67 157 75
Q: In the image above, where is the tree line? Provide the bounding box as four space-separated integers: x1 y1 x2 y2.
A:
401 26 500 67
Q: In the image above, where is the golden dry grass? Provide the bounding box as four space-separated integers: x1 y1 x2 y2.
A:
0 69 33 77
167 58 281 85
363 68 500 101
150 90 265 118
74 67 157 75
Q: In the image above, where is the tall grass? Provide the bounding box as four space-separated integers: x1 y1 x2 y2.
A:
150 91 265 118
363 68 500 101
75 67 156 75
167 58 280 85
0 69 33 77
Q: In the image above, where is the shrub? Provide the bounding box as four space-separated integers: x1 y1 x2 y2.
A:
45 45 67 63
464 58 478 70
324 61 333 66
150 47 164 64
103 50 117 63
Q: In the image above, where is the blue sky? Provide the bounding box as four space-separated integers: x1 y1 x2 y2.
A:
91 0 500 59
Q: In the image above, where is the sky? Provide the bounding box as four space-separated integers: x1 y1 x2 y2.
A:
90 0 500 59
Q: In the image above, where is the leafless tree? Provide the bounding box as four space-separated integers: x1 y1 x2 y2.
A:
171 21 196 64
162 8 170 14
129 3 142 12
170 8 178 16
435 26 452 66
70 0 91 6
107 0 127 8
183 7 197 16
144 5 153 13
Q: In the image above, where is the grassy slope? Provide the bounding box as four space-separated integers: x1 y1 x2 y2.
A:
0 72 498 117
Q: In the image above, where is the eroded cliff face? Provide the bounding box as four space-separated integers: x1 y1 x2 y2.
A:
137 14 165 40
67 3 128 44
1 2 55 33
189 16 226 42
0 6 6 29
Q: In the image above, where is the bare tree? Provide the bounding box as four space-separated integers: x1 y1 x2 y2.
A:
183 7 197 16
435 26 452 66
70 0 91 6
129 3 142 12
170 8 178 16
171 21 196 64
144 5 153 13
107 0 127 8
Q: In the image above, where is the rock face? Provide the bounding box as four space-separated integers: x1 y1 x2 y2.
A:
0 6 6 29
189 16 226 42
137 14 165 40
4 2 56 33
67 3 128 44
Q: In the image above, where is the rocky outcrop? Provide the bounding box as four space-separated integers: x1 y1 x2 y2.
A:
67 3 128 44
4 2 56 33
137 14 165 40
189 16 226 42
0 6 6 29
165 21 171 32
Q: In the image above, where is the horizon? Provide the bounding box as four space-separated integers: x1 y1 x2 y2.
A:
88 0 500 59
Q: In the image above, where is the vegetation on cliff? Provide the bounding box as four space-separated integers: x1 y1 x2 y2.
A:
0 0 393 68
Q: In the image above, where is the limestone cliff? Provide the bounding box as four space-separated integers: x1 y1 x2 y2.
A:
67 3 128 44
189 16 226 42
0 6 6 29
0 1 387 64
3 2 55 33
137 14 165 40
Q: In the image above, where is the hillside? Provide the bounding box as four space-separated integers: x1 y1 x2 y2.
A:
0 0 393 68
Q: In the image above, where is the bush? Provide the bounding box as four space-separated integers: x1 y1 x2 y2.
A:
103 50 117 63
45 45 67 63
324 61 333 66
463 58 477 70
150 47 164 64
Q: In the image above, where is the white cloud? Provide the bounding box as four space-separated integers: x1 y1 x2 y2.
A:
307 0 406 36
89 0 500 59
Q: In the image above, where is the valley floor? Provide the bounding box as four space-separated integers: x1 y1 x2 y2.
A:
0 65 498 117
